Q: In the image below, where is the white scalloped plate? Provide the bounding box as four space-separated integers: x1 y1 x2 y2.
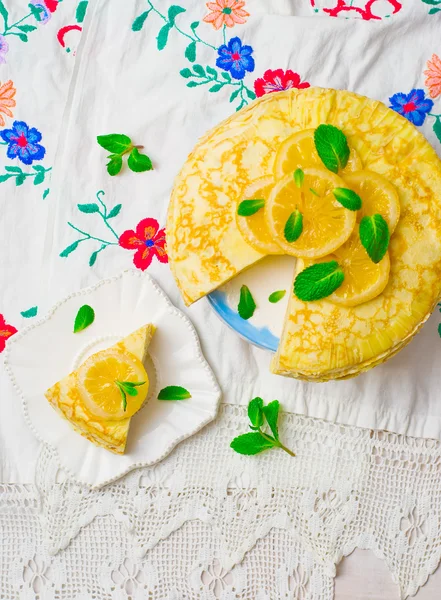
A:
4 271 221 488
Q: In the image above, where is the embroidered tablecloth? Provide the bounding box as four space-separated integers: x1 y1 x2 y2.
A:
2 1 441 599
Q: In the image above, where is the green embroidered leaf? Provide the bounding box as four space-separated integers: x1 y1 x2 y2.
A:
206 65 217 78
180 68 192 78
314 124 350 174
284 210 303 243
359 214 390 264
73 304 95 333
33 171 45 185
293 168 304 188
333 187 362 211
78 203 99 213
97 134 131 153
221 72 231 81
107 155 123 176
185 41 196 62
268 290 286 303
42 188 50 200
132 10 149 31
190 20 199 30
248 397 264 429
263 400 280 440
168 5 186 24
245 88 256 100
238 285 256 320
209 84 223 93
107 204 122 219
128 148 153 172
158 386 192 400
76 0 88 23
157 23 171 50
187 81 198 88
193 64 205 76
17 33 28 42
32 164 45 172
294 261 344 302
229 88 240 102
89 250 99 266
5 166 22 173
60 241 80 257
17 24 36 32
28 3 43 21
230 432 274 455
433 118 441 144
438 323 441 338
20 306 38 318
237 199 265 216
429 6 441 13
0 1 8 27
0 174 12 183
15 174 26 186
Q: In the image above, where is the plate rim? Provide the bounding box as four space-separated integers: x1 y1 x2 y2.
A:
4 270 222 489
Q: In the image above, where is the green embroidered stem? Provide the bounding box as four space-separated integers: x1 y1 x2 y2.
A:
222 23 227 46
0 4 44 37
66 222 118 247
95 190 120 240
146 0 217 50
0 166 52 186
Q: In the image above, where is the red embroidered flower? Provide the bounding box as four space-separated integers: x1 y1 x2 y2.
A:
119 218 168 271
0 314 17 353
44 0 59 12
254 69 310 98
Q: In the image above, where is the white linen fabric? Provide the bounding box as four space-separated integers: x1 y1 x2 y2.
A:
2 1 441 599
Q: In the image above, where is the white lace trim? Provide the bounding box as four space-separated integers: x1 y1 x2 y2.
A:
21 404 441 598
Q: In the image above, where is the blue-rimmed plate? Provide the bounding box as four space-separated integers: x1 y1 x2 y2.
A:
207 255 296 352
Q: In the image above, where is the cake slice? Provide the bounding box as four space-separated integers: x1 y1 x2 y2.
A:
45 324 155 454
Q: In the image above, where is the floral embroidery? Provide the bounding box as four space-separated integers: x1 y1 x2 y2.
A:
22 556 53 594
0 80 16 126
0 313 17 353
0 0 57 58
57 2 88 54
389 89 433 126
203 0 249 30
21 306 38 318
60 190 168 271
111 558 146 595
420 0 441 15
200 559 233 598
216 36 254 80
119 218 168 271
311 0 402 19
132 1 256 111
254 69 310 98
29 0 51 24
0 34 8 63
425 54 441 100
0 120 45 164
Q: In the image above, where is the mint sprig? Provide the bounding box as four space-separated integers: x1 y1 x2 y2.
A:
314 124 350 174
359 214 390 263
268 290 286 303
158 386 192 400
230 398 295 457
294 261 344 302
237 199 265 217
284 210 303 243
97 134 153 176
73 305 95 333
115 380 146 412
333 187 362 211
238 285 256 320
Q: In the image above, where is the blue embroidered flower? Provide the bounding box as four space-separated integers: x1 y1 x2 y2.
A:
0 121 46 165
216 37 254 80
389 89 433 126
30 0 51 24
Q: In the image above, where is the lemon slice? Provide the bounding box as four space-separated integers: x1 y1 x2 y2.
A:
265 167 357 257
343 170 400 233
78 348 148 420
274 129 362 179
236 177 281 254
301 232 390 307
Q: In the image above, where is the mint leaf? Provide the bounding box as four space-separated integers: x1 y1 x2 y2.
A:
294 261 344 302
237 199 265 216
107 155 123 176
248 397 264 429
310 188 320 197
116 384 127 411
333 188 362 211
76 0 88 23
157 23 171 50
268 290 286 303
60 241 80 257
127 148 153 172
158 386 192 400
359 214 390 264
238 285 256 320
293 168 304 188
73 304 95 333
284 210 303 243
314 124 350 174
132 10 149 31
230 432 274 455
78 203 99 213
185 41 196 62
21 306 38 318
263 400 280 440
97 134 131 153
107 204 122 218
